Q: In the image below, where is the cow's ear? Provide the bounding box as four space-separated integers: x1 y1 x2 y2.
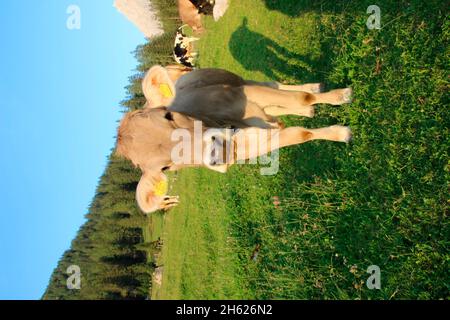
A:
165 65 192 83
136 170 168 214
142 65 176 108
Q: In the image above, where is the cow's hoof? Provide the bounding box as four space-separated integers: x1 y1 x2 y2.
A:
331 125 353 143
341 88 353 104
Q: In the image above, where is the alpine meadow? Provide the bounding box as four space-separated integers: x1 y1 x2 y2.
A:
44 0 449 300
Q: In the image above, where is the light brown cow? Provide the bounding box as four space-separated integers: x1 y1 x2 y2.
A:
117 66 353 213
178 0 204 33
178 0 229 33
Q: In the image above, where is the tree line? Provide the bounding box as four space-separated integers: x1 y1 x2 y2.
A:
42 0 180 300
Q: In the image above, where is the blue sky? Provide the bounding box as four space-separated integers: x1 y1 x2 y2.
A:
0 0 145 299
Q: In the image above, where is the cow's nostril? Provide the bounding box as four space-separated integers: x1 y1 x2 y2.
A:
164 112 174 121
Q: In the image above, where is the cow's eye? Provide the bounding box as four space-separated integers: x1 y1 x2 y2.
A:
162 166 170 171
165 112 174 121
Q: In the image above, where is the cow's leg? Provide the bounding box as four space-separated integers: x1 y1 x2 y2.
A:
243 85 353 108
232 125 352 163
185 37 200 43
243 101 280 128
276 126 352 146
244 85 316 117
263 105 314 118
277 83 324 93
314 88 353 105
245 80 324 93
243 85 315 112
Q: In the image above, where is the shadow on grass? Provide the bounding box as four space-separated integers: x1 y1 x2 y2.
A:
228 17 339 84
228 18 317 81
263 0 305 17
228 16 345 183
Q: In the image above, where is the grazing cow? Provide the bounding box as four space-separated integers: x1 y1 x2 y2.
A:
178 0 229 33
173 25 199 68
116 66 353 213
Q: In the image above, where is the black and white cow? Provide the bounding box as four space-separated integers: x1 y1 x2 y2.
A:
173 25 199 68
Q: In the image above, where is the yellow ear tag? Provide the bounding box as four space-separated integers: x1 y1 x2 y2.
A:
159 84 173 98
154 180 168 197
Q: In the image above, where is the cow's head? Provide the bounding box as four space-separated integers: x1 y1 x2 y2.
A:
116 106 232 213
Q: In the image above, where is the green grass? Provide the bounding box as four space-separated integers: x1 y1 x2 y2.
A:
151 169 247 299
148 0 449 299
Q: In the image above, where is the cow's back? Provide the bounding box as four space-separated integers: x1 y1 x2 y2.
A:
175 68 245 92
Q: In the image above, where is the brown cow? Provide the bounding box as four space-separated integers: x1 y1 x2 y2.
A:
117 66 353 213
178 0 229 33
